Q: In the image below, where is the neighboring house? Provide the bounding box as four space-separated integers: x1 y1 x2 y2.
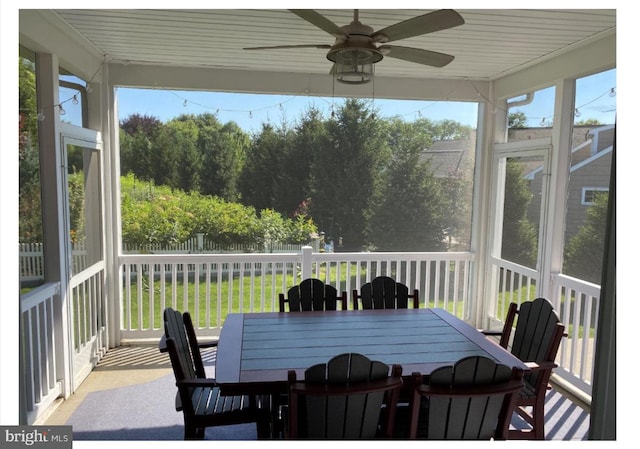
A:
519 124 614 243
419 131 476 179
420 124 614 246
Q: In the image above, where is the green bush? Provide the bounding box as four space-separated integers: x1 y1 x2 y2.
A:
120 174 317 247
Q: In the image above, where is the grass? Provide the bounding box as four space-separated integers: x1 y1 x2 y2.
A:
123 264 470 329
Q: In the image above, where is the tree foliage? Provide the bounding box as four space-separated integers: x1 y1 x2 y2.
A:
367 119 447 251
311 98 389 250
563 192 608 283
508 111 528 129
501 160 538 267
19 57 42 242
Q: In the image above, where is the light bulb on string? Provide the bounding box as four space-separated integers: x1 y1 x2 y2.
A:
609 87 616 97
540 117 546 126
59 105 66 116
72 95 79 105
249 111 253 119
183 99 188 107
575 108 581 118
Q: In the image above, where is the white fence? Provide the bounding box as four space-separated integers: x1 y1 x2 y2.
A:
19 239 317 282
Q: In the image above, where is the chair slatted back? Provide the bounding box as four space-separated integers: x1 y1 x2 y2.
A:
280 278 346 312
508 298 565 388
353 276 419 310
164 307 202 381
288 353 403 439
409 356 524 440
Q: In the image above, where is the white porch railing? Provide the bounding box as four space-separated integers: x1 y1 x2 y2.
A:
20 282 63 425
487 257 600 399
553 273 600 396
21 247 598 425
118 248 474 340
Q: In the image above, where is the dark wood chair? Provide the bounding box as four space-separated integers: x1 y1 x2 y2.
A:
481 297 566 439
405 356 525 440
161 307 270 439
286 352 403 439
279 278 347 312
352 275 419 310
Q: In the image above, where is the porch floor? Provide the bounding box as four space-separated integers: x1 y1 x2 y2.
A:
38 344 591 441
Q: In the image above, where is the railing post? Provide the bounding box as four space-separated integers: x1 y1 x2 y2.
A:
301 245 313 280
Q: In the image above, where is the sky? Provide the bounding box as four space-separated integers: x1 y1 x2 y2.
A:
57 67 617 133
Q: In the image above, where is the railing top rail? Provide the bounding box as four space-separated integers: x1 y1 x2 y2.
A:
119 252 302 264
489 256 538 277
20 282 60 311
312 251 474 262
119 251 475 264
554 273 601 297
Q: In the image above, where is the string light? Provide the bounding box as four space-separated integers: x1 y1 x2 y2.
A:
609 87 616 97
72 95 79 105
574 108 581 118
59 105 66 115
183 99 188 107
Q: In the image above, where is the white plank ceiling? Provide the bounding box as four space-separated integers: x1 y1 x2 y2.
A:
50 9 616 81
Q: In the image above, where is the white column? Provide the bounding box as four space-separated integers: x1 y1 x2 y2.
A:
36 52 73 399
539 79 575 300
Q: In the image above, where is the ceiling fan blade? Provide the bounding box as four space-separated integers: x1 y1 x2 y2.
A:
289 9 347 38
243 44 331 50
381 45 455 68
372 9 464 43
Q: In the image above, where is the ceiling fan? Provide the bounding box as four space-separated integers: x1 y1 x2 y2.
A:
243 9 465 84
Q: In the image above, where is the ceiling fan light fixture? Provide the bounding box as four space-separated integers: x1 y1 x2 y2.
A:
328 48 381 84
332 60 374 84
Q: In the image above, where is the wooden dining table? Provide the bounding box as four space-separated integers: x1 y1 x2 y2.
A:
215 308 527 396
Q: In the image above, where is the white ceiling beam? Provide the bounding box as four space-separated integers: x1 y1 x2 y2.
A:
109 63 489 103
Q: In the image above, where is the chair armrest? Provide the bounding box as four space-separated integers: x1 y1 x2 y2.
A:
159 334 168 353
198 337 219 349
479 329 503 336
176 378 219 387
524 361 558 371
159 333 218 353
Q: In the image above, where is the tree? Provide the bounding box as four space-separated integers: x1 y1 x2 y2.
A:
432 118 472 140
311 98 388 249
563 191 608 283
240 123 293 213
283 106 325 214
119 114 163 180
501 160 537 267
367 119 447 251
575 118 603 126
120 113 162 138
19 57 43 242
119 129 154 180
197 119 248 201
508 111 527 129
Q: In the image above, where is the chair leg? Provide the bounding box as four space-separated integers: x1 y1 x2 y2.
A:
532 403 545 440
184 422 206 440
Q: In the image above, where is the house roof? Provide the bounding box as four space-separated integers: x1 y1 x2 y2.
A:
419 135 476 178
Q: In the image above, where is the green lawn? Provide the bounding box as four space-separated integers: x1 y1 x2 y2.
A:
123 267 595 336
